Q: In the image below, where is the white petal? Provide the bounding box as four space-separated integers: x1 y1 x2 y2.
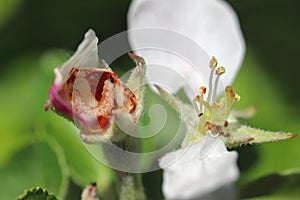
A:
60 29 99 81
159 137 239 199
128 0 245 99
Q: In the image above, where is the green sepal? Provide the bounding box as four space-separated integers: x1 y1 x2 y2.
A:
154 85 198 128
222 123 297 148
154 85 182 113
126 52 146 121
17 187 57 200
155 85 297 148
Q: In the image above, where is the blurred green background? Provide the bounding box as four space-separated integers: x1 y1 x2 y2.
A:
0 0 300 199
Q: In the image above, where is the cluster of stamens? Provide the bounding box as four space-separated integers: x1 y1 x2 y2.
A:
193 56 240 137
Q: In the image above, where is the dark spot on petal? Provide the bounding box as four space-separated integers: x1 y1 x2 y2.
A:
224 120 229 127
97 115 111 131
95 72 116 101
109 75 114 84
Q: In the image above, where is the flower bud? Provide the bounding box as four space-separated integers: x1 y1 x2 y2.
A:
45 30 145 143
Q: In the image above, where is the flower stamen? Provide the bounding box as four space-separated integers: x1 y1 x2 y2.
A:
225 86 240 117
196 95 212 112
207 56 217 103
200 86 207 95
196 86 207 113
209 56 218 69
212 66 225 103
193 56 240 139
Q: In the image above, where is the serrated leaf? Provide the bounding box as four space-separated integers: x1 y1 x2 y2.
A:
223 123 297 148
17 187 57 200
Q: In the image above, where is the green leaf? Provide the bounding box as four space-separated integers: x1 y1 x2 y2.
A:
17 187 57 200
233 49 300 184
0 51 70 167
45 115 114 196
38 51 114 195
240 170 300 199
0 142 68 199
0 51 115 198
0 0 23 28
0 56 40 167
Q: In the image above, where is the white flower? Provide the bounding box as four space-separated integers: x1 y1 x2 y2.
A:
127 0 245 100
159 134 239 199
127 0 245 198
155 55 241 199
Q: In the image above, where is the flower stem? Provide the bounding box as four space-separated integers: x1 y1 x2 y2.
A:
115 135 145 200
116 171 145 200
103 134 146 200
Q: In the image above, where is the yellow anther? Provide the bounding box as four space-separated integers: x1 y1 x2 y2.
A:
225 86 233 93
225 86 240 101
212 102 221 108
195 95 201 102
216 66 225 75
209 56 218 69
225 86 235 98
234 93 241 101
200 86 207 95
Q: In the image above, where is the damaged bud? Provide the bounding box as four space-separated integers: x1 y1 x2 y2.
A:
45 29 146 143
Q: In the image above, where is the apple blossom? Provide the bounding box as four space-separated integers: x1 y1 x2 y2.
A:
127 0 245 99
127 1 296 199
155 56 296 199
